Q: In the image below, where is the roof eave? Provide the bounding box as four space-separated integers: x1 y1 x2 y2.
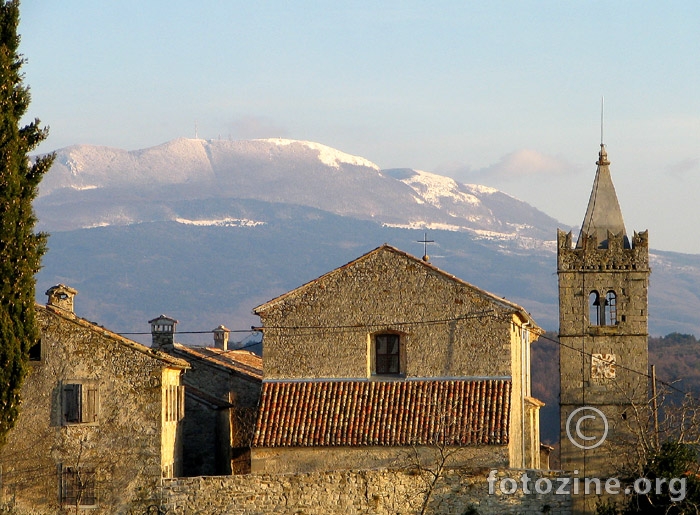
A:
37 303 190 370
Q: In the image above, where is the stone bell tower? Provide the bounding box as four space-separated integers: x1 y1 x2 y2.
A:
558 144 650 487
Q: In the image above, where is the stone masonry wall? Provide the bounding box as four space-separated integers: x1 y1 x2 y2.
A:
171 349 261 476
258 247 518 380
0 306 183 514
558 229 650 484
251 445 509 475
162 468 572 515
174 350 261 408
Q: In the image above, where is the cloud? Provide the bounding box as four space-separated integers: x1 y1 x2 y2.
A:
226 116 288 140
479 149 571 179
439 149 574 185
667 157 700 178
433 161 473 179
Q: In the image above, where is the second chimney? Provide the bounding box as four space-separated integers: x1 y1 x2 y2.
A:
149 315 178 350
213 325 230 350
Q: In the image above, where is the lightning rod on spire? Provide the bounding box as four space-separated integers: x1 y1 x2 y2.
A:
600 96 604 146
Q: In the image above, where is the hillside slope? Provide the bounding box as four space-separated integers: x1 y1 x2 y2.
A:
33 138 700 339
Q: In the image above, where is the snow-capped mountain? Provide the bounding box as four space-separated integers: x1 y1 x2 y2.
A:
36 138 561 246
33 137 700 344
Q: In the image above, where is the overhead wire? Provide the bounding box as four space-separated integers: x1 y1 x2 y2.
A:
111 308 693 400
536 330 696 401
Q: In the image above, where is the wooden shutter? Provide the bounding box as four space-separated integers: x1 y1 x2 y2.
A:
83 386 98 423
178 385 186 421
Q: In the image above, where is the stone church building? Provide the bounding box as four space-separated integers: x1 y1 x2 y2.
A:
251 244 545 474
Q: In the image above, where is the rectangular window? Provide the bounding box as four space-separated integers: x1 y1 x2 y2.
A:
375 334 400 375
61 466 97 507
165 385 185 422
179 385 185 421
62 383 99 425
28 338 42 361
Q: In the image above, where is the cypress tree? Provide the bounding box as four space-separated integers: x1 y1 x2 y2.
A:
0 0 53 446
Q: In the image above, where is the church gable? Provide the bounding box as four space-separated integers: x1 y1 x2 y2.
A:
255 244 537 381
252 245 543 473
254 244 529 319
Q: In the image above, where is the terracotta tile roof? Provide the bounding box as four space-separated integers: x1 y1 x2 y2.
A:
253 379 510 448
173 343 263 381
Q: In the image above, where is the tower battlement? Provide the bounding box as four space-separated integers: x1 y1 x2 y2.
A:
557 229 649 272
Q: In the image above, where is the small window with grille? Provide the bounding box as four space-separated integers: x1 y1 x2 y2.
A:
60 465 97 507
374 333 401 375
164 385 185 423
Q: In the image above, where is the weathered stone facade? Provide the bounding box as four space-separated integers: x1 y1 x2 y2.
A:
253 245 544 473
160 467 572 514
250 444 509 475
154 324 262 476
558 146 650 513
0 286 189 514
255 245 532 381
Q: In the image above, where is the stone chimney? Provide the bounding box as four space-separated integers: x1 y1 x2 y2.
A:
213 325 230 350
46 284 78 313
149 315 178 350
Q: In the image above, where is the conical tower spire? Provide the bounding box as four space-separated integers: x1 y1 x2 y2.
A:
577 144 629 248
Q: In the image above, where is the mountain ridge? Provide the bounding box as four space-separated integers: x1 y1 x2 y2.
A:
37 138 562 245
32 138 700 343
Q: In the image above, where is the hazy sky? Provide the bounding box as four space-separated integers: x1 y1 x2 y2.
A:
19 2 700 253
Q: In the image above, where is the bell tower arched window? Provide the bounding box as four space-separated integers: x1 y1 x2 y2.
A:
589 291 601 326
604 291 617 326
589 290 618 326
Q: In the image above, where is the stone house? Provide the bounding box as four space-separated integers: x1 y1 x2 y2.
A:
149 317 262 476
251 244 544 474
0 285 189 514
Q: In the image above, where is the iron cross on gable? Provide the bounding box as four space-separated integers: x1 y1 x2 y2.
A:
417 232 434 262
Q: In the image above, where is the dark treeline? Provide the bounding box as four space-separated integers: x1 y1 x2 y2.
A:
532 331 700 445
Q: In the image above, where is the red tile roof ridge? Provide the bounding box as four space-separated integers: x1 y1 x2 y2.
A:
262 375 512 383
172 343 262 380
